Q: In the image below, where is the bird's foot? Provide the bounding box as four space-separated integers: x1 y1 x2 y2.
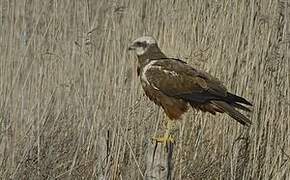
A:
152 134 174 145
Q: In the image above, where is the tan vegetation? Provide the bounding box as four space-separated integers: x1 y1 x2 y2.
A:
0 0 289 179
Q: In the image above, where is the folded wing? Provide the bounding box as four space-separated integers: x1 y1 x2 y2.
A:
145 58 252 126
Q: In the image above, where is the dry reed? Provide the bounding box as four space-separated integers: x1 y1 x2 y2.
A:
0 0 289 179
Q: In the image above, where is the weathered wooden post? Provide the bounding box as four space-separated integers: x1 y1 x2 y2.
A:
145 142 174 180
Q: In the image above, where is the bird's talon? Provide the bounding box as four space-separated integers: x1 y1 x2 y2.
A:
152 135 175 145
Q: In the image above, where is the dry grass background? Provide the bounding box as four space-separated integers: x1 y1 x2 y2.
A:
0 0 289 179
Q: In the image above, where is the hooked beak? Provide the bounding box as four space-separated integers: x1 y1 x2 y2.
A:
128 44 135 51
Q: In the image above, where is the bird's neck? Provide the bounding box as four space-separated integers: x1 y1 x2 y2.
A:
137 46 167 67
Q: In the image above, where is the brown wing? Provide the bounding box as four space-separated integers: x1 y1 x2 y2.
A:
145 58 252 126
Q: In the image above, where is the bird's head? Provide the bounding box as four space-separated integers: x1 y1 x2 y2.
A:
128 36 158 56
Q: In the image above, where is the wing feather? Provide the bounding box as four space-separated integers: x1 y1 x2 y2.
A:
144 58 252 126
145 59 227 99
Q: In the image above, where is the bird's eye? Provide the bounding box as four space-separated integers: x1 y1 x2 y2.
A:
135 42 142 46
135 41 146 47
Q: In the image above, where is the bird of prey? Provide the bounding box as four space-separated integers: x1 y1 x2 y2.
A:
128 36 252 144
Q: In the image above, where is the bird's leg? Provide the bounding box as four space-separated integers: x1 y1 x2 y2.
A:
151 117 175 177
152 116 176 145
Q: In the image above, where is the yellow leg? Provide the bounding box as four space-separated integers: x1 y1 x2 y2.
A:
152 117 176 145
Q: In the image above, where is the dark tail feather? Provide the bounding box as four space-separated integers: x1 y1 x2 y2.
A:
212 101 252 126
226 92 252 106
231 102 251 112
